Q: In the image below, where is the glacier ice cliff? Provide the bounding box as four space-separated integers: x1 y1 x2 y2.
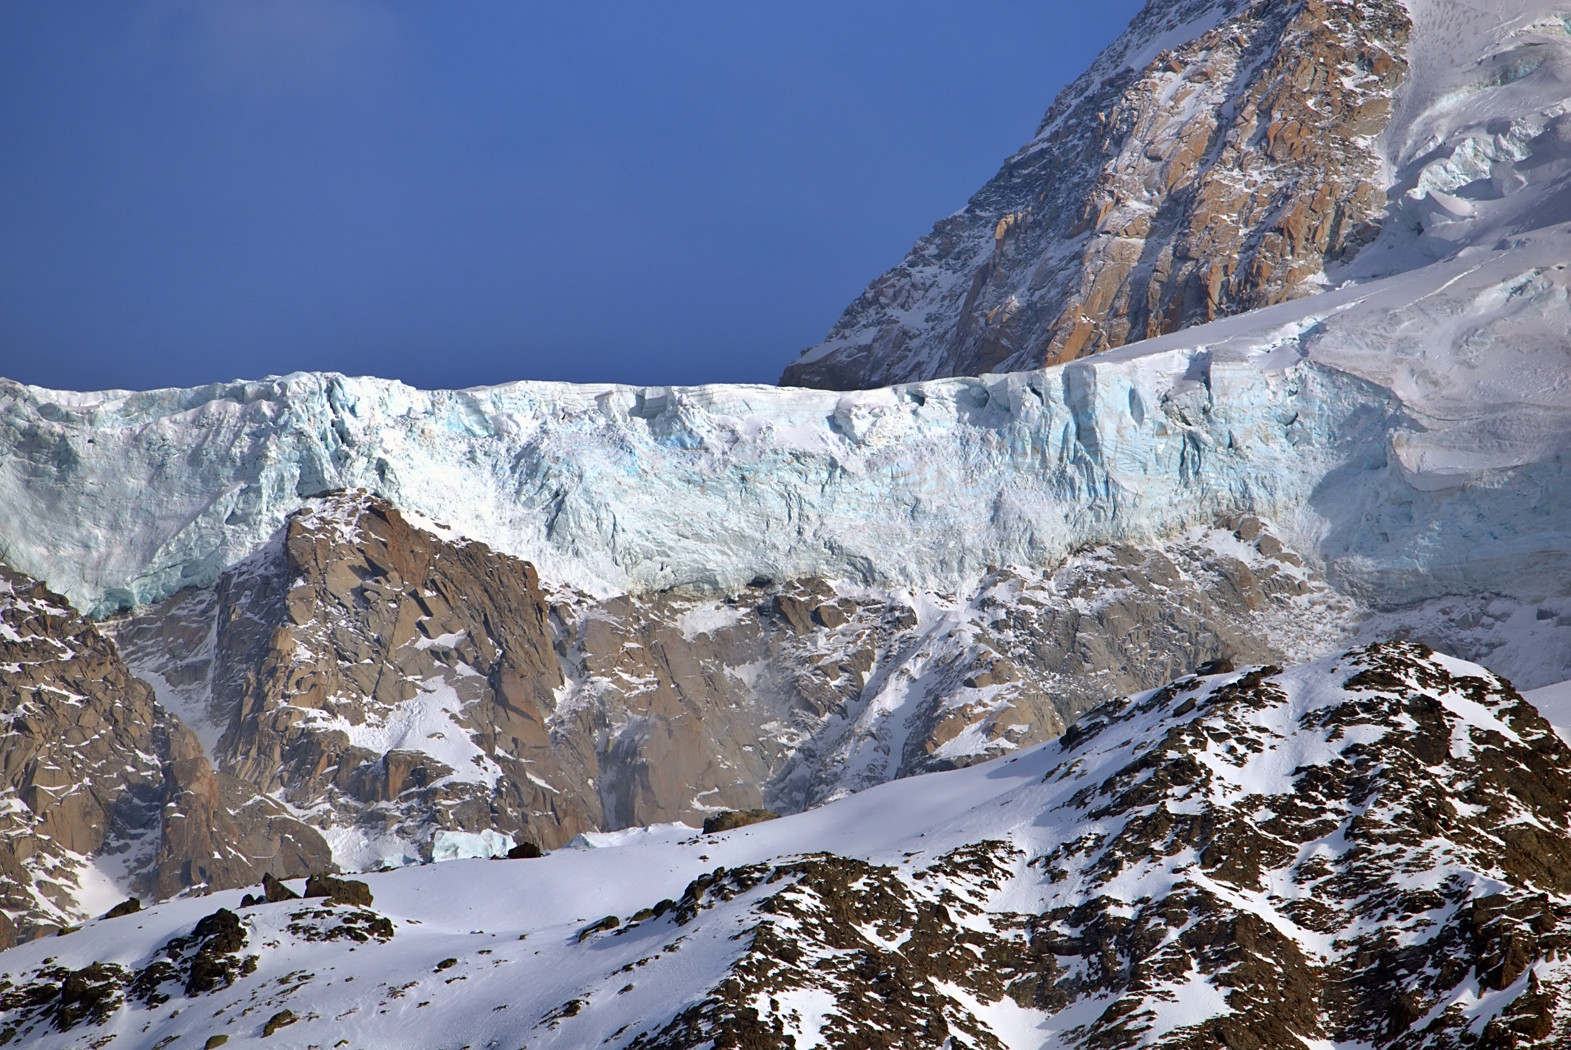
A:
0 349 1373 616
4 220 1571 661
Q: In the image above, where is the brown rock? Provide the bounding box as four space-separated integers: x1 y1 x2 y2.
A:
262 1010 297 1037
261 873 299 903
773 594 812 634
812 603 847 630
703 809 781 835
304 873 373 907
101 898 141 920
0 562 329 936
106 495 1347 881
783 0 1411 387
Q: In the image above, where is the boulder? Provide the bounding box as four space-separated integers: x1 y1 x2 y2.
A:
703 809 781 835
303 873 373 908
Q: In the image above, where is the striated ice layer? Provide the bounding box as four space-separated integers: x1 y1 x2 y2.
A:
431 829 515 863
0 350 1363 616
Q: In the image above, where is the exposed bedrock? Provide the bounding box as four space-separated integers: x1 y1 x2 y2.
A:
109 492 1347 872
781 0 1411 387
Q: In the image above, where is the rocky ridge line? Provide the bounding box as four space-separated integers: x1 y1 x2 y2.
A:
573 643 1571 1048
3 644 1569 1048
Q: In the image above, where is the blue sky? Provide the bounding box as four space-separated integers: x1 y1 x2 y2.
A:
0 1 1143 392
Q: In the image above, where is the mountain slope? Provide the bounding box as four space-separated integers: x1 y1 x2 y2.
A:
105 492 1342 875
4 0 1571 959
3 645 1569 1048
781 0 1412 388
780 0 1571 389
9 0 1571 685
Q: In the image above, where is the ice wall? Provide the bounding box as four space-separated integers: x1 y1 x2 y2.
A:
0 347 1373 616
6 212 1571 621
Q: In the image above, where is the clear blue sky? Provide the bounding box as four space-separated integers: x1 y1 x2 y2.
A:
0 1 1143 393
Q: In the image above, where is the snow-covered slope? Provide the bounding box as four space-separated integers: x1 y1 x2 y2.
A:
5 644 1570 1048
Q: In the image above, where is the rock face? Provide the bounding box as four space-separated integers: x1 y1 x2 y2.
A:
109 492 1345 874
781 0 1411 388
116 493 602 863
0 565 327 941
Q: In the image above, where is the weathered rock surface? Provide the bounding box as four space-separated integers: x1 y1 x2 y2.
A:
302 873 372 908
111 492 1348 874
700 809 780 835
6 644 1570 1048
0 565 327 941
0 897 391 1044
782 0 1411 388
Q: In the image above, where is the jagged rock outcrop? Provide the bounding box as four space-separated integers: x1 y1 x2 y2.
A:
112 492 1347 872
781 0 1411 388
600 643 1571 1048
0 565 327 941
121 492 604 862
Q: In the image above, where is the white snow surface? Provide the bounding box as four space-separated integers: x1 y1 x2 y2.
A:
1525 677 1571 743
302 676 503 790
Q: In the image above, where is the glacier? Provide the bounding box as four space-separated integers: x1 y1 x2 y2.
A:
0 348 1371 614
3 220 1570 636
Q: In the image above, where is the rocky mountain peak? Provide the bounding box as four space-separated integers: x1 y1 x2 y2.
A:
781 0 1411 388
0 565 326 943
